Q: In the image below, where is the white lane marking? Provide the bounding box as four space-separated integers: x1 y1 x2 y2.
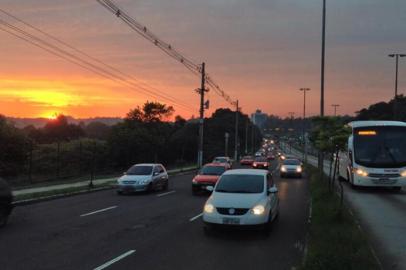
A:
80 206 117 217
94 250 135 270
156 190 176 197
189 213 203 222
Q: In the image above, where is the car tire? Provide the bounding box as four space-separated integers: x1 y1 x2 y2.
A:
116 190 123 195
0 205 10 227
203 223 214 236
163 180 169 191
192 188 199 195
147 183 154 193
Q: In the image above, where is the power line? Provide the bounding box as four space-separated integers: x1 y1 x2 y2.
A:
97 0 237 107
0 11 197 113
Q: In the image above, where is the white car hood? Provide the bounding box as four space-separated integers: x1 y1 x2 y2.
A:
118 175 151 182
210 192 263 208
282 165 299 169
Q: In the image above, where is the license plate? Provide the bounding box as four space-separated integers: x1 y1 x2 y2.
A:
223 217 240 225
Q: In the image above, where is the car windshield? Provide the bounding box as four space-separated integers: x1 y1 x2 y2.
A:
215 174 264 193
242 156 253 160
214 158 227 163
255 157 267 162
126 165 153 175
354 126 406 168
200 166 226 176
283 159 301 165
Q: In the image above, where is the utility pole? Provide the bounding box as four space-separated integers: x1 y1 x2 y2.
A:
197 62 208 168
288 112 295 154
300 88 310 162
388 53 405 119
319 0 326 173
332 104 340 116
225 132 229 157
245 119 248 154
234 100 239 161
251 123 255 154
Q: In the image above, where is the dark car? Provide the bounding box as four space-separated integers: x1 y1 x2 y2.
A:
0 178 13 227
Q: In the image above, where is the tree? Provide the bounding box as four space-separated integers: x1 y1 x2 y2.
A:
126 101 174 123
42 114 84 142
356 95 406 121
0 115 31 177
310 116 351 210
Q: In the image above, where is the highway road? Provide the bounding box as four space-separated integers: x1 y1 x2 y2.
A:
0 162 310 270
285 144 406 270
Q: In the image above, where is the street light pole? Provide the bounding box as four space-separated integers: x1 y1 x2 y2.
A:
388 53 405 119
331 104 340 116
234 100 239 161
319 0 326 173
300 88 310 162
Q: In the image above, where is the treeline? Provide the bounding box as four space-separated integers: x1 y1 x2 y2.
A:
0 102 262 186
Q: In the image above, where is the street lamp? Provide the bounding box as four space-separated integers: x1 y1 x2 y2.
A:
300 88 310 162
331 104 340 116
388 54 405 119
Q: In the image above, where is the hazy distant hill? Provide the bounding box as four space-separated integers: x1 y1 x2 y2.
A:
7 116 123 128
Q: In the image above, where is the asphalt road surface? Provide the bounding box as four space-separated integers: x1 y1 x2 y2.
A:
0 161 310 270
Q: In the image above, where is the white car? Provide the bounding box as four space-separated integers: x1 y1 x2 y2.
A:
117 163 169 194
203 169 279 231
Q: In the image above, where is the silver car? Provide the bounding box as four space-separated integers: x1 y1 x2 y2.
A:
280 159 303 178
117 163 169 194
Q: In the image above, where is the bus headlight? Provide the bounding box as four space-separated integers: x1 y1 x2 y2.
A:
401 171 406 177
296 167 302 173
355 168 368 177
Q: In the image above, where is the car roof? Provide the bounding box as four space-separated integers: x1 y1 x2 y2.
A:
204 163 228 167
133 163 160 166
223 169 268 176
348 120 406 128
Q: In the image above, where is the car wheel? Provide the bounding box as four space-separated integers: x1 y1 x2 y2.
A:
192 187 199 195
0 206 9 227
163 180 169 191
116 190 123 195
147 183 154 193
203 223 214 236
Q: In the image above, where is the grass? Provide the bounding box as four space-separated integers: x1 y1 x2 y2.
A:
301 166 381 270
13 181 115 202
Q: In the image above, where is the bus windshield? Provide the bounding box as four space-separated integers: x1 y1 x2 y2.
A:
353 126 406 168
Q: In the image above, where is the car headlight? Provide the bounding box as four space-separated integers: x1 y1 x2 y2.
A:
355 168 368 177
296 167 302 173
401 171 406 177
253 163 257 167
251 205 265 215
204 203 214 213
140 179 151 184
192 178 198 183
281 156 286 160
281 166 287 172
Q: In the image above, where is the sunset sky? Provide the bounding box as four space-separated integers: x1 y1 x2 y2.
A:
1 0 405 119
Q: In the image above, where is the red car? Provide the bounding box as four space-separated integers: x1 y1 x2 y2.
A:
267 154 275 160
252 157 270 169
240 155 254 166
192 163 228 195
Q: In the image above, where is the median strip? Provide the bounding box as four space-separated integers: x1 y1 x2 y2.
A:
94 250 135 270
156 190 176 197
189 213 203 222
80 206 117 217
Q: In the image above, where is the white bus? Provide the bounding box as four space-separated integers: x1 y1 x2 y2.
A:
339 121 406 190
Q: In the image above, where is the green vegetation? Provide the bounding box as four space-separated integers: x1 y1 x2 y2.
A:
301 166 380 270
1 102 262 187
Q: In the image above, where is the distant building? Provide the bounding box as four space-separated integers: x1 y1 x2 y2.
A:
251 109 267 129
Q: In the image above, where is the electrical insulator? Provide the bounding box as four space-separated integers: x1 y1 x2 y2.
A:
204 100 210 109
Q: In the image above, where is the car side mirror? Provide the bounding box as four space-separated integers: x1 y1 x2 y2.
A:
206 186 214 192
268 186 278 194
153 172 160 176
